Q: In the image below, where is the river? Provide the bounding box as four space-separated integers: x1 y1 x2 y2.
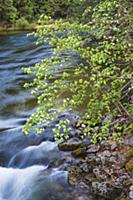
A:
0 32 80 200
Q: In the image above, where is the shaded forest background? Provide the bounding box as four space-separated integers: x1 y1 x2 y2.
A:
0 0 82 25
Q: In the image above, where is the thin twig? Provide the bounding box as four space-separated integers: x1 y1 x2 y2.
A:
115 103 123 115
120 80 131 92
102 75 133 80
121 89 131 100
118 101 133 120
109 118 126 127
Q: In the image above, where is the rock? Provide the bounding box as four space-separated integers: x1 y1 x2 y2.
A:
125 159 133 174
91 181 122 199
91 181 107 197
118 154 126 167
112 152 117 156
109 156 116 163
111 143 117 151
80 163 89 173
100 156 106 165
125 149 133 161
69 176 78 185
84 157 96 173
129 185 133 198
130 185 133 191
58 139 82 151
56 134 133 200
83 137 91 143
48 158 65 168
100 140 107 146
93 168 101 179
78 181 89 189
8 141 61 168
77 196 91 200
125 137 133 147
129 191 133 199
87 144 100 153
72 147 87 158
102 150 111 157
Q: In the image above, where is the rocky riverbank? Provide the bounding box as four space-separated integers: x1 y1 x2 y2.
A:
58 134 133 200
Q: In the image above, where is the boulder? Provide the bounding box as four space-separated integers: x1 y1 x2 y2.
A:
58 139 82 151
72 147 87 158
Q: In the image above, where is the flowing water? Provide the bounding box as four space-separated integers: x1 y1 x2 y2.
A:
0 32 79 200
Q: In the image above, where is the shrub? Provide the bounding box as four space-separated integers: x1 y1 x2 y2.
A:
23 0 133 142
16 17 29 29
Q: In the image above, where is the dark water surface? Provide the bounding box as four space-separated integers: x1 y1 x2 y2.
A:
0 32 82 200
0 32 53 130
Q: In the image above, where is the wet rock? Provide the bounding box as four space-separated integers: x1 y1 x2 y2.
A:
48 158 65 168
72 147 87 158
8 141 61 168
58 139 82 151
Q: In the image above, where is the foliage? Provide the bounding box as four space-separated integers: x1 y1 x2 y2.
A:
0 0 17 23
14 0 35 22
0 0 83 24
23 0 133 142
34 0 83 19
16 17 29 29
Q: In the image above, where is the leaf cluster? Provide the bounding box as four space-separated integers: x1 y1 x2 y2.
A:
23 0 133 142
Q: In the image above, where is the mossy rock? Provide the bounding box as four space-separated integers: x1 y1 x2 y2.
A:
125 159 133 173
58 139 82 151
72 147 87 158
125 148 133 161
